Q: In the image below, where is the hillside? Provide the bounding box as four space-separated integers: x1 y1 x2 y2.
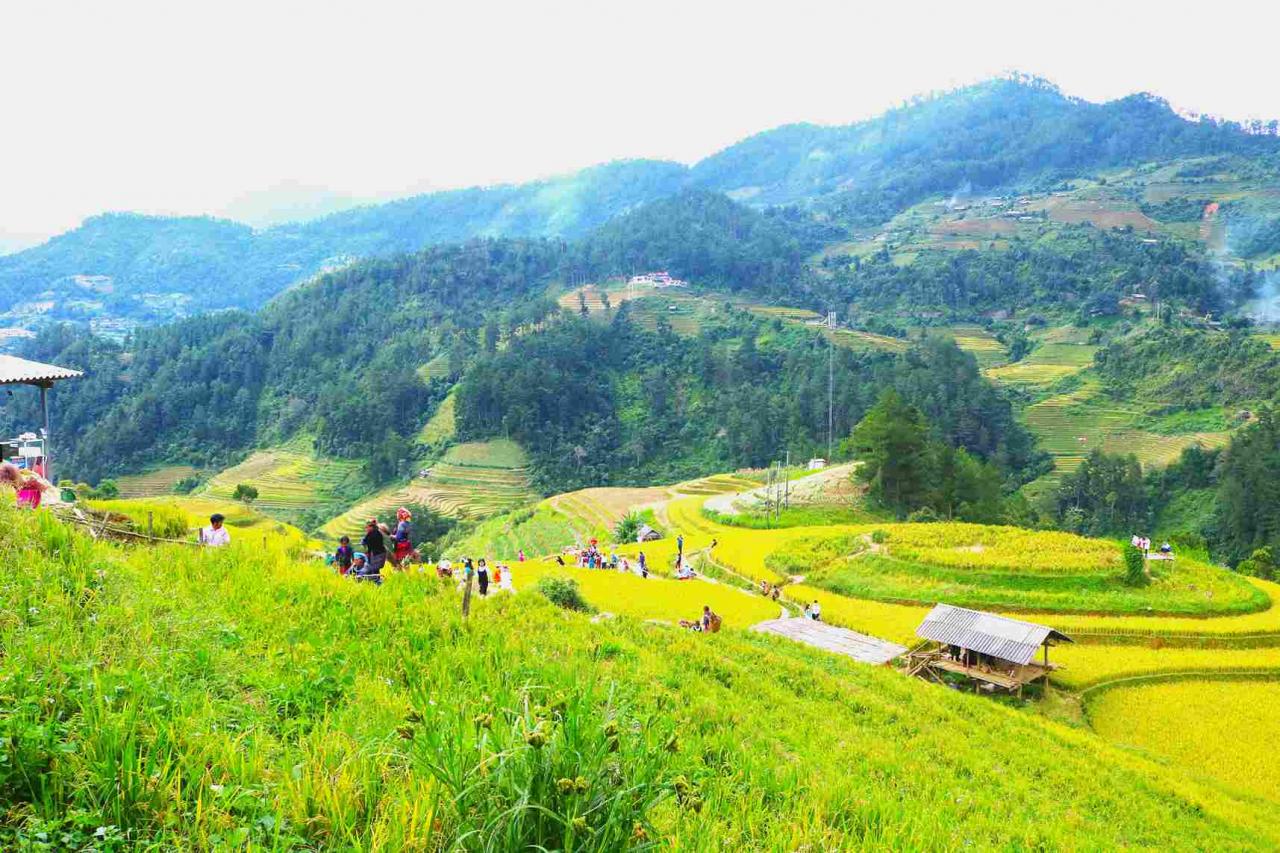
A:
4 501 1280 849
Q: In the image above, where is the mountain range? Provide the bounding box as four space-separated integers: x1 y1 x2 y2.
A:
3 75 1276 331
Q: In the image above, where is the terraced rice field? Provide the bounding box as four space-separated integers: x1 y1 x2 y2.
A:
1086 680 1280 804
826 327 909 353
926 324 1007 366
114 464 198 498
416 352 451 382
556 282 655 315
201 445 362 512
320 440 536 539
985 341 1097 385
1023 381 1233 477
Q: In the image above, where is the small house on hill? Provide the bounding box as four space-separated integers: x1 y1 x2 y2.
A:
905 604 1071 695
635 524 662 543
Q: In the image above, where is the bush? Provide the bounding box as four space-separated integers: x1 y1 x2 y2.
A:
535 576 594 613
1123 544 1148 586
615 511 642 543
1237 547 1276 581
172 476 202 495
869 529 888 544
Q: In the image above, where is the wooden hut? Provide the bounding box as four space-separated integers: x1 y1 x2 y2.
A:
904 603 1071 695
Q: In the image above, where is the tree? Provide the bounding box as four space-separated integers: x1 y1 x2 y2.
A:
232 483 259 503
850 389 933 518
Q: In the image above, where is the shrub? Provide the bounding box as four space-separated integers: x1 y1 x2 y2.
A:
1123 544 1148 586
535 576 594 613
172 476 202 495
615 511 642 543
1237 547 1276 581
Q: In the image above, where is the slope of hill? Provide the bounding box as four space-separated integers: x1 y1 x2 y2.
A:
5 502 1280 849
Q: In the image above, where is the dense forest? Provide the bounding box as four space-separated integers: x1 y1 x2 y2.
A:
817 226 1258 318
456 308 1042 494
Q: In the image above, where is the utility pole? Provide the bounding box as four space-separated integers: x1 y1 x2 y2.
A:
784 450 791 510
827 311 836 462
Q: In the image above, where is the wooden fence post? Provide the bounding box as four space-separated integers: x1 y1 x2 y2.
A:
147 512 154 539
462 569 475 619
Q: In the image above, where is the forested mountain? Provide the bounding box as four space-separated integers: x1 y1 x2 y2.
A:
456 309 1041 493
0 160 686 321
692 76 1280 223
0 205 1039 496
5 76 1277 331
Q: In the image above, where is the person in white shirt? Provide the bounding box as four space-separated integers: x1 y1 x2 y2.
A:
199 513 231 547
811 600 822 622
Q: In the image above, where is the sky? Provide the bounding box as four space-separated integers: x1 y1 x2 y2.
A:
1 0 1276 247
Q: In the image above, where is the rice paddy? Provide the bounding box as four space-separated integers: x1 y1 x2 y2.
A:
113 464 199 498
1086 680 1280 804
984 341 1097 386
200 441 363 513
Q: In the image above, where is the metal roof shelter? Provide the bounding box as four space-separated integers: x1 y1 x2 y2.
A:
916 603 1071 666
0 354 84 484
906 604 1072 695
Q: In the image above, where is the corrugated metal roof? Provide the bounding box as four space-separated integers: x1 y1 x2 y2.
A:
916 603 1071 665
0 355 84 386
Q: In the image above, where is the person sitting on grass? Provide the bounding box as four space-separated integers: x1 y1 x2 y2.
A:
354 552 383 585
333 536 354 575
349 552 368 576
199 513 231 547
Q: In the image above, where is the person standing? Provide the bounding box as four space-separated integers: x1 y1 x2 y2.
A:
333 536 354 575
477 558 490 596
362 519 388 578
199 513 231 547
518 549 526 563
676 533 684 560
638 550 648 579
391 507 413 569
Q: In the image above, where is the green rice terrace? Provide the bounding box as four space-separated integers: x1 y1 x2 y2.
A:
113 464 199 498
199 440 364 514
320 439 536 539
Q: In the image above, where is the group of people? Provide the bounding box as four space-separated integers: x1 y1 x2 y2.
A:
329 507 418 584
757 580 782 602
1130 534 1173 557
435 557 517 595
557 540 651 578
680 604 721 633
802 600 822 621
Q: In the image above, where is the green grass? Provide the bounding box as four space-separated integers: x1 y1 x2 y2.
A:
4 503 1279 848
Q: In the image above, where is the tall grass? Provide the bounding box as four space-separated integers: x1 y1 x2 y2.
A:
2 504 1279 848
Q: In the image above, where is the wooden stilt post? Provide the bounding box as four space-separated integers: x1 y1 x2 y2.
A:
462 567 474 619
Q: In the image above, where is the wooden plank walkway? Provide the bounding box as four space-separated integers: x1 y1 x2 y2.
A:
751 617 907 665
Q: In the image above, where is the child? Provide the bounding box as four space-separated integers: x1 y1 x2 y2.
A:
334 536 355 575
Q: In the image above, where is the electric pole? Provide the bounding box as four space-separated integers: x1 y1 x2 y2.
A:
827 311 836 462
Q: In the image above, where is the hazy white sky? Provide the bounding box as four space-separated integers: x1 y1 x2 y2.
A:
1 0 1275 245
